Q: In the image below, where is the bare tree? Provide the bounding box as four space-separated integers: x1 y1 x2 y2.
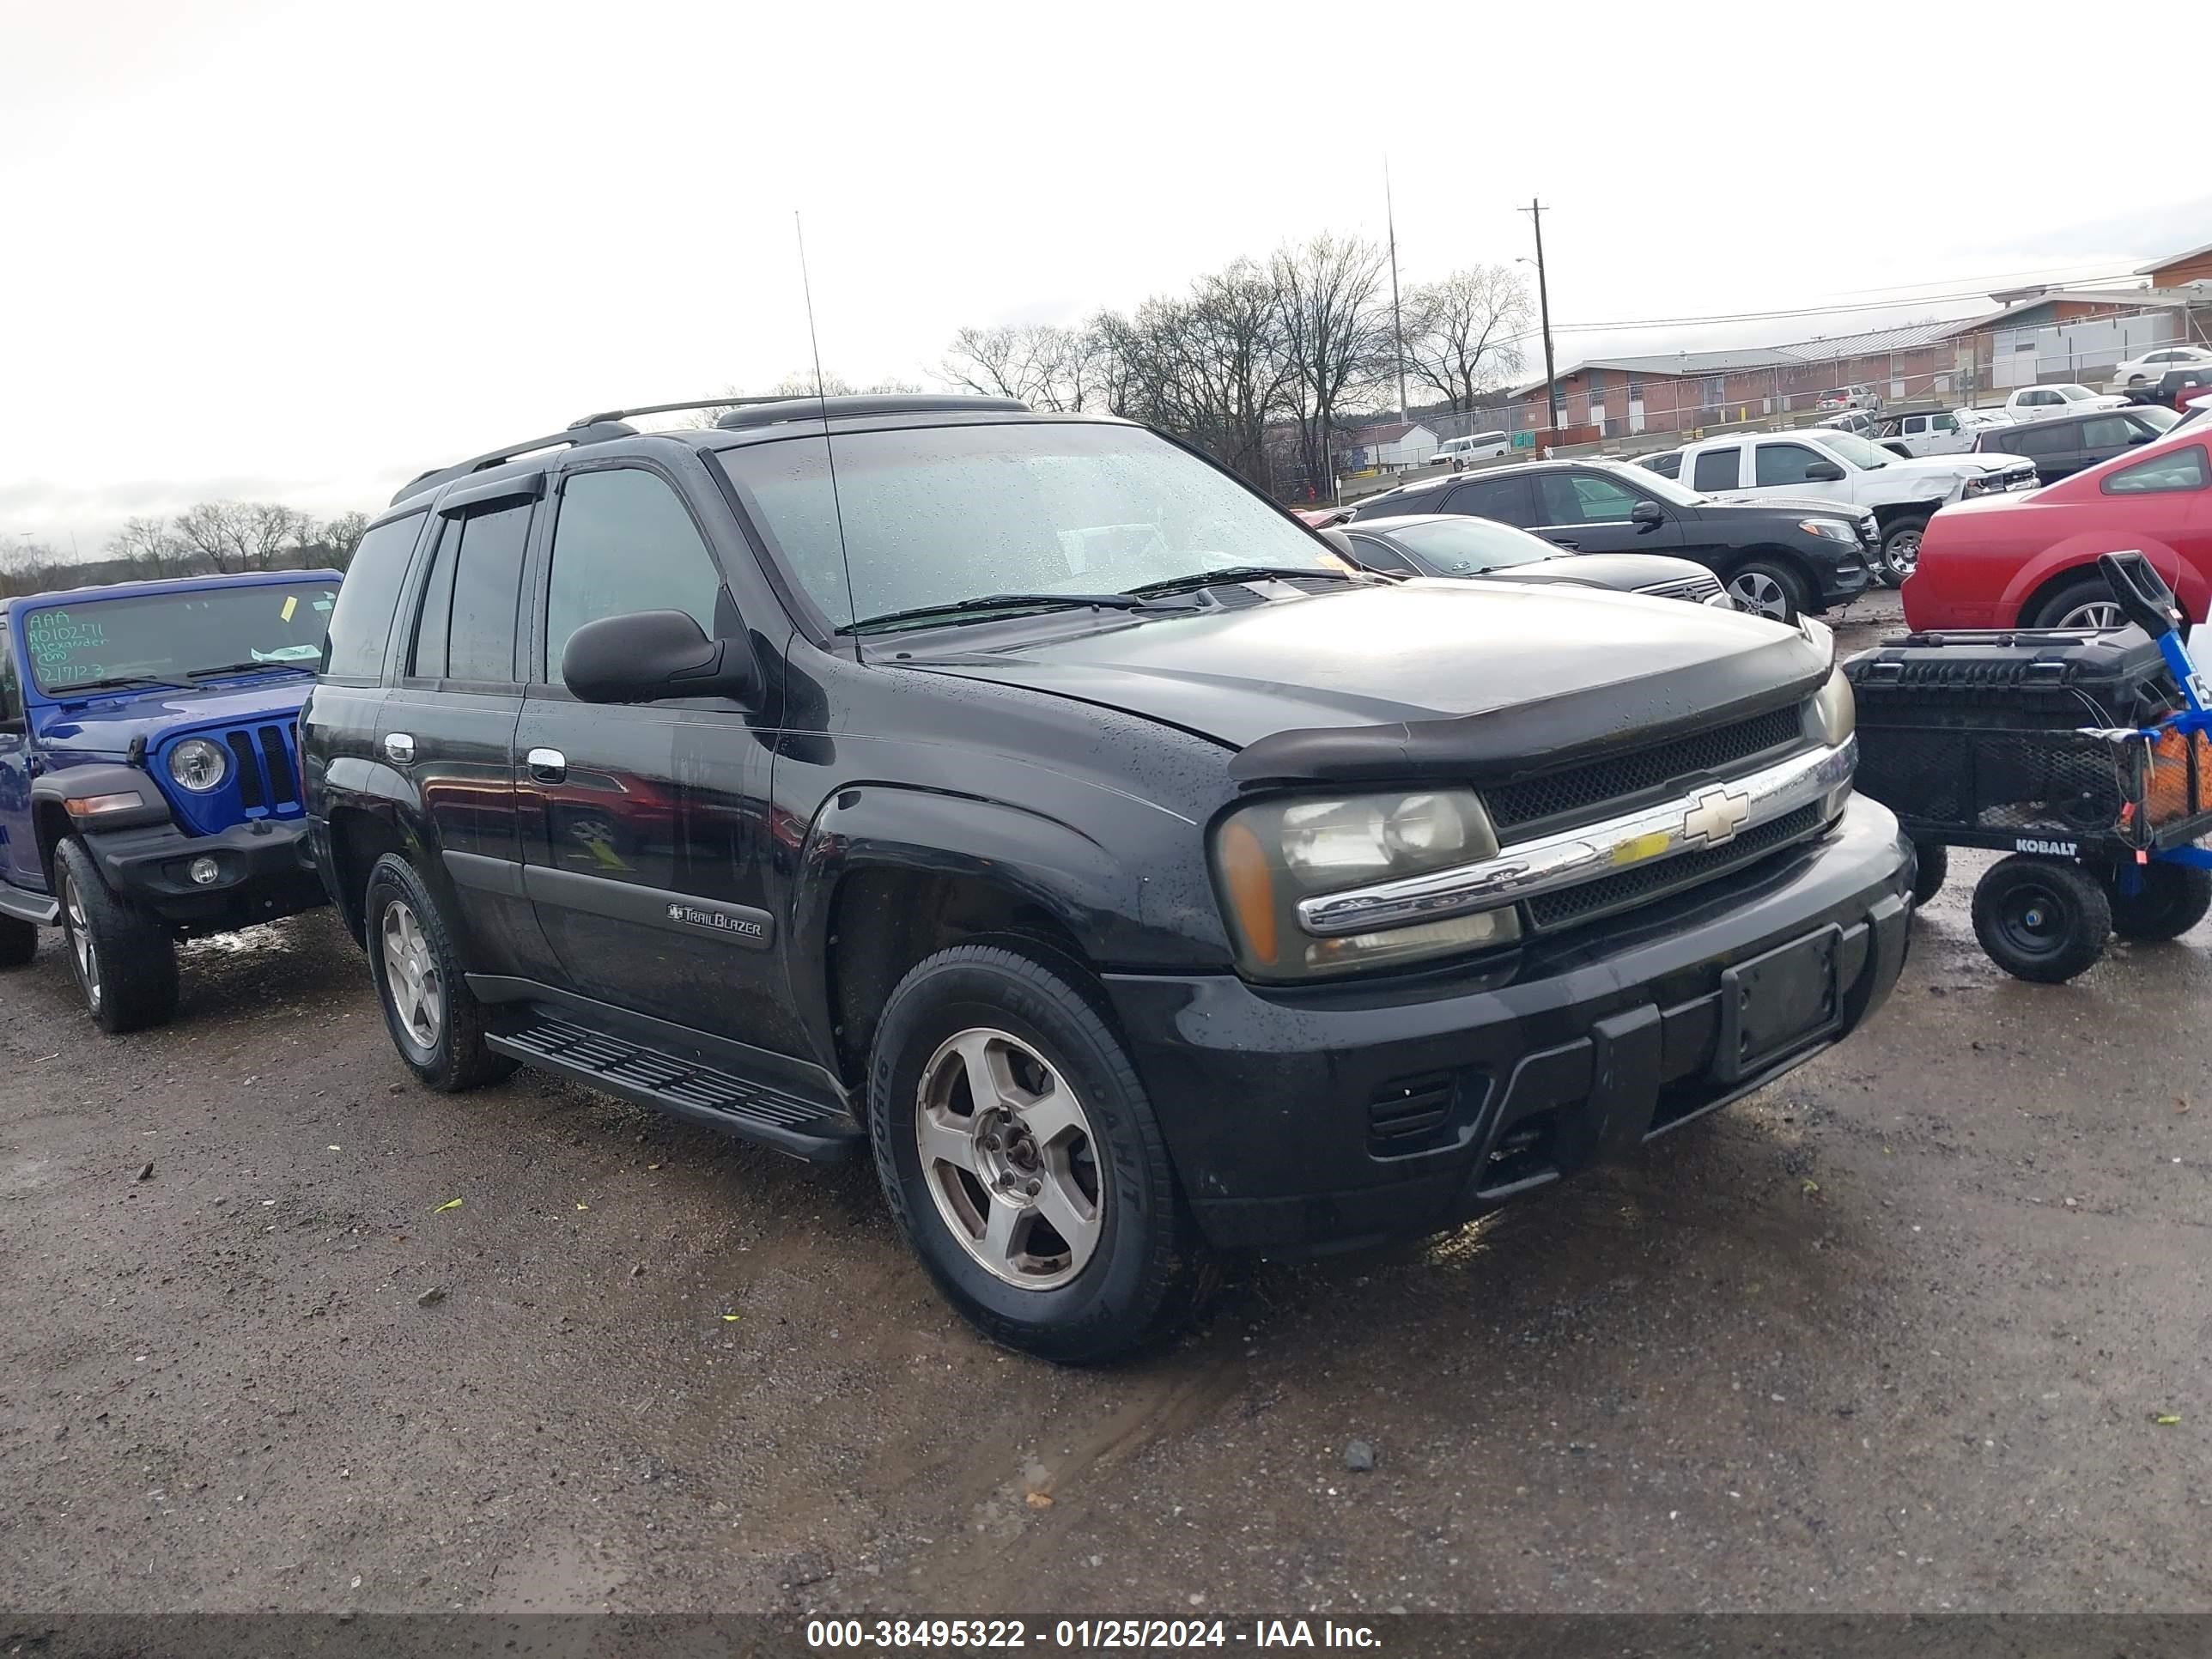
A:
316 510 373 569
940 324 1103 412
1269 233 1392 500
171 501 316 573
106 516 201 578
1404 265 1531 412
1094 261 1289 488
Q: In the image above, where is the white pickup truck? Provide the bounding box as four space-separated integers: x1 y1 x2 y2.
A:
1870 406 2009 458
1671 427 2038 585
2001 382 2128 422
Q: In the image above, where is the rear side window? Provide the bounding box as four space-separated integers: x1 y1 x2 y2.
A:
1691 447 1740 491
1444 475 1533 525
2104 445 2209 495
322 512 424 680
2079 416 2136 450
407 502 532 684
545 469 727 680
2008 422 2074 458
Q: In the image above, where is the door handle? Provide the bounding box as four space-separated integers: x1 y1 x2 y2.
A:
526 747 568 783
383 732 415 765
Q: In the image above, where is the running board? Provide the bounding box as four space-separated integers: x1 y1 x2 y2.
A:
0 885 58 926
487 1012 863 1162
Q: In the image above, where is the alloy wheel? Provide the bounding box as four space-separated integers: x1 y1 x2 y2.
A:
1728 569 1790 620
2056 600 2124 630
915 1027 1104 1291
62 872 101 1012
1883 529 1920 580
380 899 444 1049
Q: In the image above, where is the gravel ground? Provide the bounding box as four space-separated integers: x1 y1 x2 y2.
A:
4 590 2209 1616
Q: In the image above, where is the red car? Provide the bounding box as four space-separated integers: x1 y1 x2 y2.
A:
1903 418 2212 630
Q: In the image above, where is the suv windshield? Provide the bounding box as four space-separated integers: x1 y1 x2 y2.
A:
714 422 1340 629
21 579 337 695
1814 432 1889 470
1383 517 1560 574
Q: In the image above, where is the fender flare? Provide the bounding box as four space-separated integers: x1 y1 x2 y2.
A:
27 763 171 866
787 784 1141 1064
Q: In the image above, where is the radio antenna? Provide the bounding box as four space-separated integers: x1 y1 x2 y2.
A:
795 210 858 632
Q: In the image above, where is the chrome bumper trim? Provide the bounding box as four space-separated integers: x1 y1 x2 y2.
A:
1296 737 1856 939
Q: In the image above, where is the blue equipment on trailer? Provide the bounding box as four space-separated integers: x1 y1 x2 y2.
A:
1846 551 2212 981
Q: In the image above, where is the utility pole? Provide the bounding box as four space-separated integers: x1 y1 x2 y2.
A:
1386 160 1407 422
1520 198 1559 434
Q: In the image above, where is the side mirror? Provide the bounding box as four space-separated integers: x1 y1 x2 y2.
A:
562 609 756 705
1629 500 1665 528
1805 461 1846 482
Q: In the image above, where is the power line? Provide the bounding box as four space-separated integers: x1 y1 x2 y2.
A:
1541 271 2143 337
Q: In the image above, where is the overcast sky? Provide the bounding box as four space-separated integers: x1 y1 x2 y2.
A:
3 0 2205 556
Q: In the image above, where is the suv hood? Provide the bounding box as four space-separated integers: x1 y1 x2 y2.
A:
27 676 313 762
1690 495 1863 523
905 581 1829 785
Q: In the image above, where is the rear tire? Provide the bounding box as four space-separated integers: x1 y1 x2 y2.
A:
1724 559 1807 623
1910 842 1948 907
1972 855 2111 983
867 944 1208 1364
2029 575 2124 631
362 853 514 1091
0 914 35 969
2106 861 2212 942
54 837 179 1033
1877 514 1927 587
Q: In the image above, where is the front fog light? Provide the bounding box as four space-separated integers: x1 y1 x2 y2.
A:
188 856 221 886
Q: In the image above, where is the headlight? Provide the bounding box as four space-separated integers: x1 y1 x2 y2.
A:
1212 790 1519 981
1799 519 1858 543
1811 666 1856 747
1960 473 1997 497
167 737 229 793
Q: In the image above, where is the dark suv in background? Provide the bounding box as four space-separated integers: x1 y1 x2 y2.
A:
1350 459 1875 621
1972 404 2180 483
302 395 1911 1361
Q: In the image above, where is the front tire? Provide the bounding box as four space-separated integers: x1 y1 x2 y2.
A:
1911 841 1948 907
0 914 35 969
362 853 514 1091
2030 575 2124 631
1877 514 1927 586
2107 861 2212 942
1724 558 1807 623
867 944 1206 1364
54 837 178 1033
1972 855 2111 983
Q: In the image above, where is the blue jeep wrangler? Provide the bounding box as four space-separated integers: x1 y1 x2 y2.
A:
0 568 342 1030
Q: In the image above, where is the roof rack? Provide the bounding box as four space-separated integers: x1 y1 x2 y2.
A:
714 393 1029 429
389 397 792 507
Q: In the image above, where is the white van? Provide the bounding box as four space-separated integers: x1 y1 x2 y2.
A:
1437 430 1510 470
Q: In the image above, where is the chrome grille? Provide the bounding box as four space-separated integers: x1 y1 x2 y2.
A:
1634 574 1724 605
1525 805 1823 932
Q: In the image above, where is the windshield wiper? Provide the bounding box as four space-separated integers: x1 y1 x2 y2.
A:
1123 565 1358 599
183 658 314 680
841 592 1148 635
51 675 186 697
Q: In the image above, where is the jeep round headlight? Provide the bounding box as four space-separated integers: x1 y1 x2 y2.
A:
1212 789 1519 981
167 737 228 793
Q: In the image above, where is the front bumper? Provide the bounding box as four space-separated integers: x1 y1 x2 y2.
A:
1813 548 1874 606
82 817 327 935
1105 796 1912 1253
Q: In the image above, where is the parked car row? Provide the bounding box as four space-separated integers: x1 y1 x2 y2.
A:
2 392 1916 1362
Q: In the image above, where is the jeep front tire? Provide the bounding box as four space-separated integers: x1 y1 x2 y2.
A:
362 853 514 1091
54 837 179 1033
867 944 1207 1363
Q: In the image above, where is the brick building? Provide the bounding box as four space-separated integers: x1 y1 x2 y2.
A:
2139 239 2212 290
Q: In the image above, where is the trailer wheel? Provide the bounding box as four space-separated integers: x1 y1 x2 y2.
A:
2106 861 2212 943
1972 855 2110 983
1910 842 1948 907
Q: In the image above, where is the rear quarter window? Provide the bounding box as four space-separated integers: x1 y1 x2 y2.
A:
323 511 426 681
2102 445 2209 495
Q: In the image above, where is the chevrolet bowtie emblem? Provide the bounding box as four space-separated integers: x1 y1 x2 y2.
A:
1682 787 1751 848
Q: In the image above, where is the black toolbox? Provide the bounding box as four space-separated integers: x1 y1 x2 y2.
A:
1844 625 2211 854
